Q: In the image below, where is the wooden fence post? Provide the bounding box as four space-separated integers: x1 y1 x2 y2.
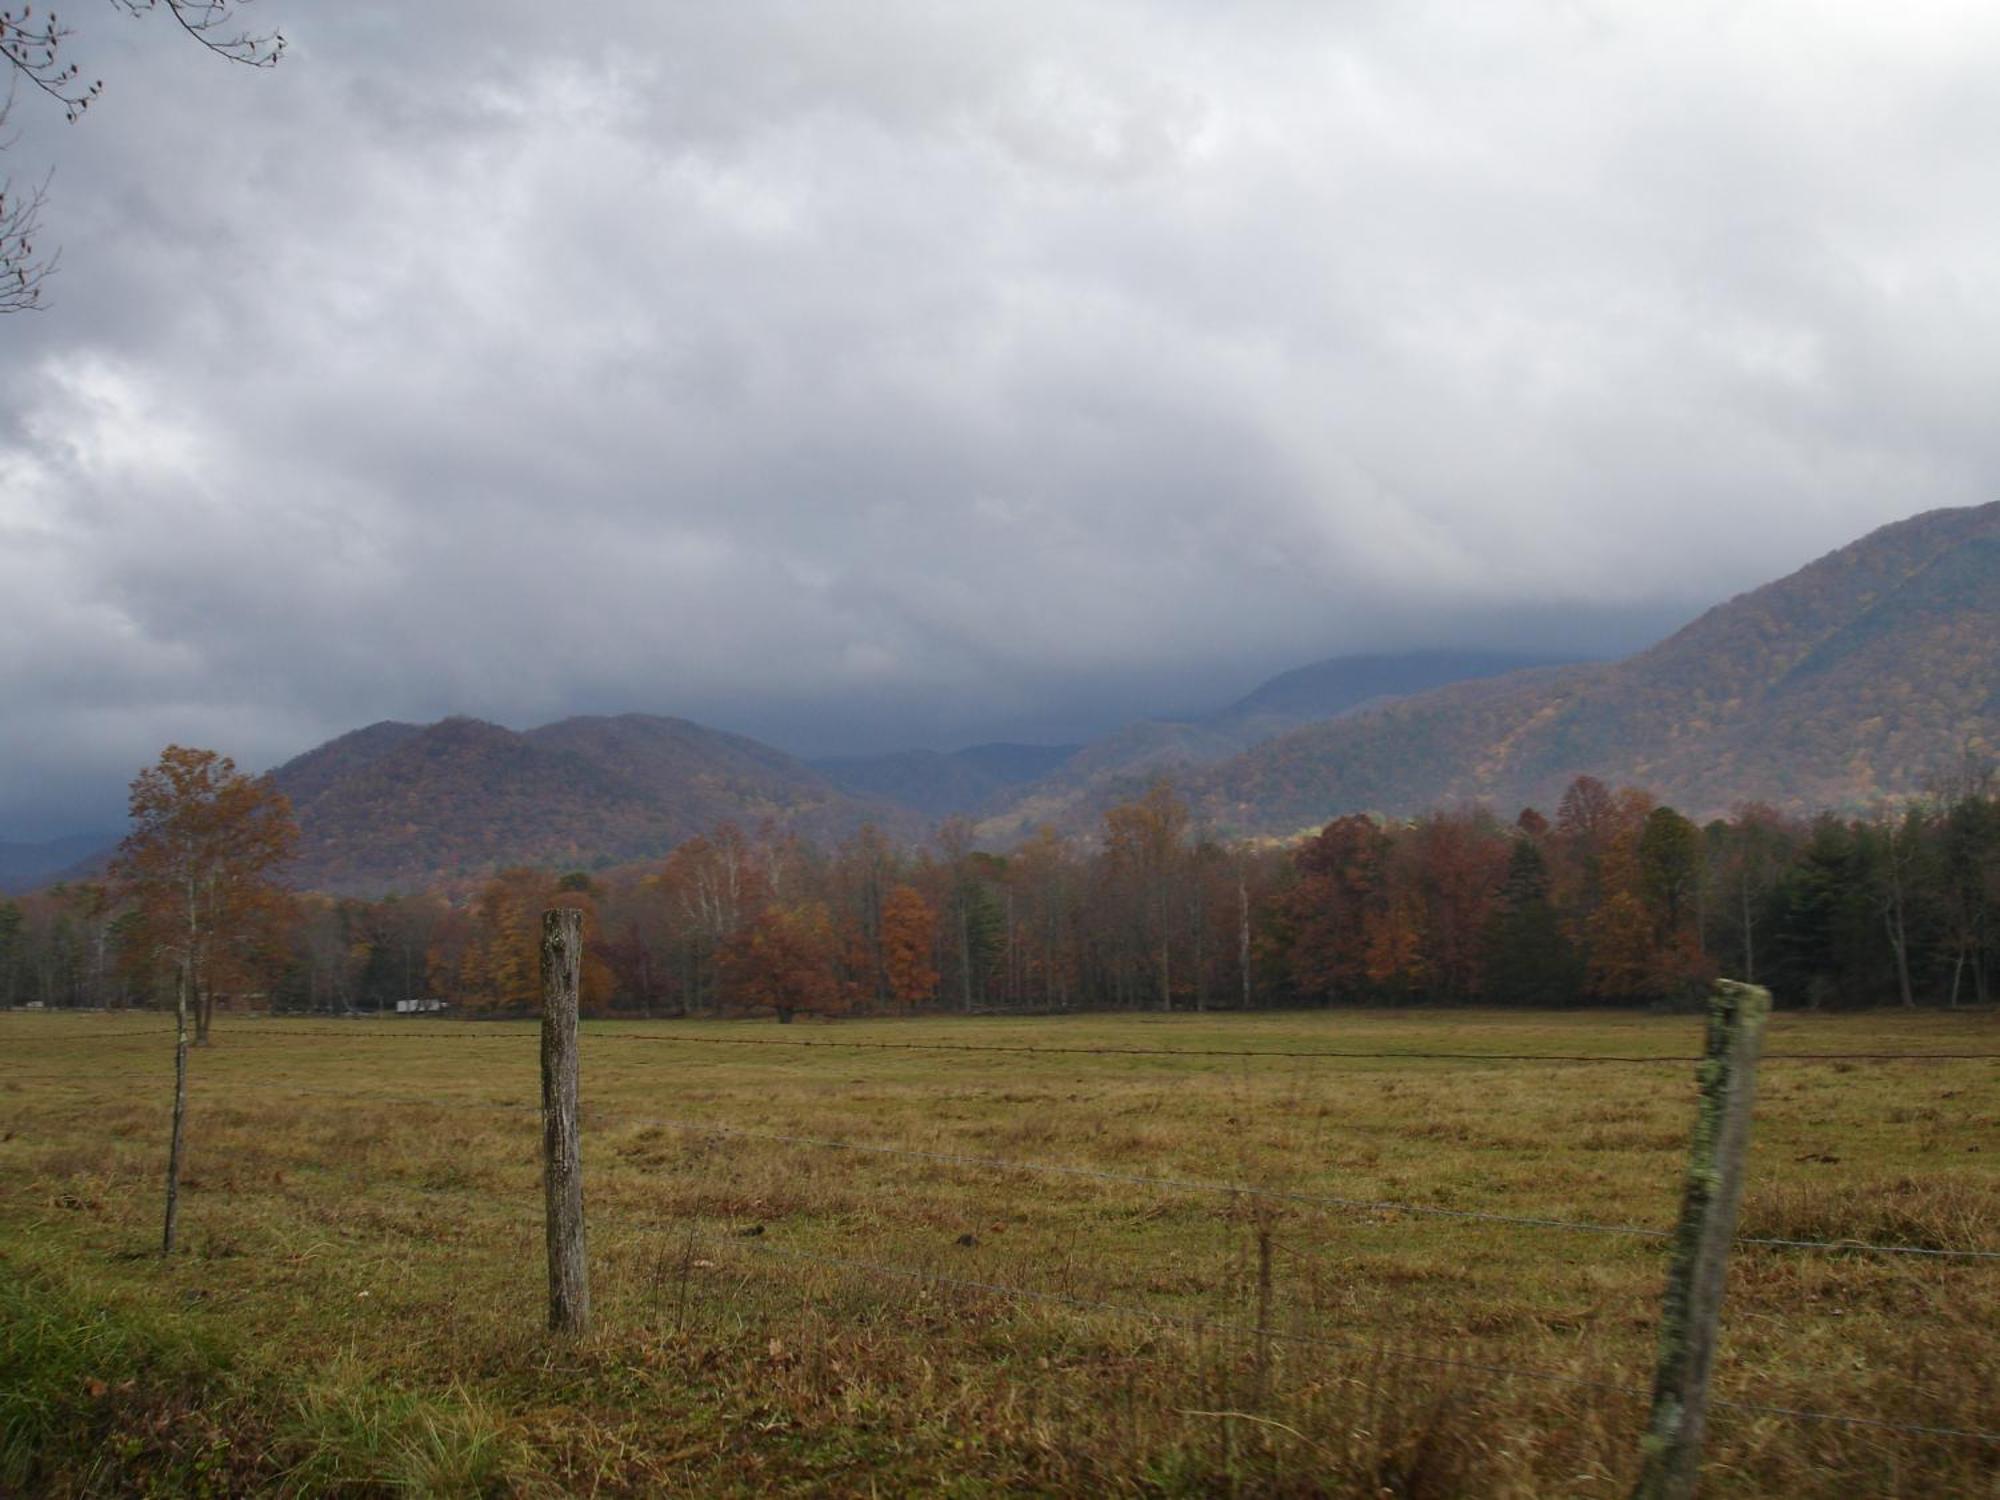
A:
1633 979 1771 1500
541 908 590 1337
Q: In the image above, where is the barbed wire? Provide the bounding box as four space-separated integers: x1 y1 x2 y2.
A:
644 1228 2000 1445
608 1112 2000 1262
581 1029 2000 1065
7 1053 1994 1443
15 1018 1993 1065
42 1075 1976 1265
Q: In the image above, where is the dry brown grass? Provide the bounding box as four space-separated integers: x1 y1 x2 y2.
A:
1 1007 1996 1496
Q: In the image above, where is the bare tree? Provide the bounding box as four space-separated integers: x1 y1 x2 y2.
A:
1 1 284 311
1928 750 1998 1009
0 152 53 311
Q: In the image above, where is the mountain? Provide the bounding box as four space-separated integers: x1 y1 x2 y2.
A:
812 742 1082 820
0 833 118 895
975 649 1573 838
1159 501 2000 837
273 714 915 894
1205 649 1579 735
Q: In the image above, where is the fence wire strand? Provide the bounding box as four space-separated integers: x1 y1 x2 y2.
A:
646 1228 2000 1446
8 1017 1998 1451
612 1112 2000 1263
13 1019 1996 1064
6 1073 1995 1263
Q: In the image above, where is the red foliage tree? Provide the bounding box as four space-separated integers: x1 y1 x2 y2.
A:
1285 815 1386 1003
880 883 940 1010
114 745 298 1044
721 901 844 1022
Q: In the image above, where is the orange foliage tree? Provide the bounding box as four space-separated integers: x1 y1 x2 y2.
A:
879 883 939 1009
1102 780 1190 1010
720 901 844 1022
457 868 613 1014
1284 814 1386 1003
114 746 298 1044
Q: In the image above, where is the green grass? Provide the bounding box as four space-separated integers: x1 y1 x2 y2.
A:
2 1008 1996 1496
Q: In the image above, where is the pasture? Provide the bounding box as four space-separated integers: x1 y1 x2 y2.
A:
2 1008 1996 1497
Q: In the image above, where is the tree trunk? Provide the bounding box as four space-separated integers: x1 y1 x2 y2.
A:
958 904 972 1014
1239 869 1251 1011
1004 889 1016 1008
162 964 191 1256
1193 891 1206 1014
1886 900 1915 1009
1739 883 1755 984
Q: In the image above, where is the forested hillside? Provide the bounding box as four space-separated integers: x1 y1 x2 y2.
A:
1100 502 2000 838
19 505 1996 898
11 768 1994 1018
977 650 1572 837
812 742 1081 819
269 714 913 894
0 834 117 895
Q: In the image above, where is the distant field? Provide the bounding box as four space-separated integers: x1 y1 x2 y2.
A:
3 1009 1996 1496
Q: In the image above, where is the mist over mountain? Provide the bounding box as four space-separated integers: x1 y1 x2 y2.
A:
1147 501 2000 837
0 835 121 895
16 504 1996 896
232 649 1600 892
972 650 1577 838
811 743 1083 820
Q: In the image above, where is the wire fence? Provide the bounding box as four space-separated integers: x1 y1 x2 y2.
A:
12 1015 2000 1063
6 1012 2000 1461
10 1051 2000 1264
652 1231 2000 1445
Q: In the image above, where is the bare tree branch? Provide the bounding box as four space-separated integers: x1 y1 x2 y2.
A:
0 159 57 312
111 0 284 70
0 9 104 118
0 0 284 313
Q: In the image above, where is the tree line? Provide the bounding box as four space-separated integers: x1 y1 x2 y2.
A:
4 754 1996 1022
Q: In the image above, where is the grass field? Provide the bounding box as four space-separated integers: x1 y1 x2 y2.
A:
3 1007 1997 1497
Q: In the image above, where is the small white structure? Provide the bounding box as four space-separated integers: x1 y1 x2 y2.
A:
394 997 447 1015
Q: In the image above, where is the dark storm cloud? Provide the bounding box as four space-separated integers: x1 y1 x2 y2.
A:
3 2 1998 835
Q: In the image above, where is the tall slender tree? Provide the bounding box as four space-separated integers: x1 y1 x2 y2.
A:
114 745 296 1254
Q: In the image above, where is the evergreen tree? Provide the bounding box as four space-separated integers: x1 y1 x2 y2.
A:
1482 839 1579 1006
0 899 21 1006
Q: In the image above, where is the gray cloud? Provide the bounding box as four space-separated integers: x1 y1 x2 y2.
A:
3 1 1998 836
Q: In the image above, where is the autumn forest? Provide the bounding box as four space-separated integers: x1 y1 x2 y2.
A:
8 760 1998 1023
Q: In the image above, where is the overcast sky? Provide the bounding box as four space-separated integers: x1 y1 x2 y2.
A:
3 2 1998 838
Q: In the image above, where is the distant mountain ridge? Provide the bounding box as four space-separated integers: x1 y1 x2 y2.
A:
1150 501 2000 837
273 713 918 894
812 742 1082 820
269 647 1580 891
1204 649 1579 731
0 833 119 895
974 649 1574 839
21 504 1990 895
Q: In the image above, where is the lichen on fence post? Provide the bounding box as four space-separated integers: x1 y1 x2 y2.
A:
541 907 590 1337
1633 979 1771 1500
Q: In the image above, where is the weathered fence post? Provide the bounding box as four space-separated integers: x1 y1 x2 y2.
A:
541 907 590 1337
1633 979 1771 1500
